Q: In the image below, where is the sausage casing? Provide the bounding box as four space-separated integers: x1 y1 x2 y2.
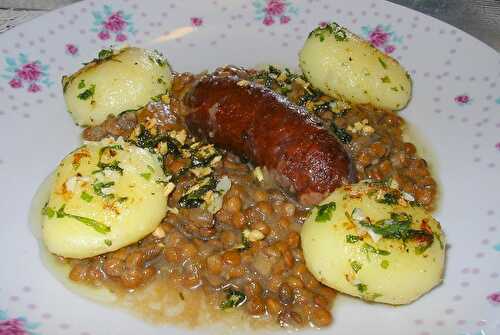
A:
183 74 356 205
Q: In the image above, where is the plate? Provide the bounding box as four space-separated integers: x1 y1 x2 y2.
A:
0 0 499 334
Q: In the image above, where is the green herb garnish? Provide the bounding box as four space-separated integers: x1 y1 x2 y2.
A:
361 243 391 258
376 191 399 205
92 181 115 198
220 289 247 310
41 203 55 218
331 122 352 144
380 260 389 269
77 84 95 100
95 160 123 175
78 80 85 89
98 144 123 160
45 204 110 234
97 48 114 60
350 260 362 273
356 283 368 293
80 191 93 202
178 176 217 208
381 76 391 83
315 201 336 222
378 57 387 69
104 239 112 246
346 234 361 243
310 22 348 42
140 172 152 180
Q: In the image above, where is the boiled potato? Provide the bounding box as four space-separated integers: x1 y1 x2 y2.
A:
42 137 169 259
301 181 445 305
299 22 411 110
62 47 172 126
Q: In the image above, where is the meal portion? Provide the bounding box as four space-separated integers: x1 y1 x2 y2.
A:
39 22 445 329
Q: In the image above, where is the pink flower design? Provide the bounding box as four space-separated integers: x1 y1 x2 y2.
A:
65 43 78 55
318 21 329 28
369 26 390 47
454 94 470 105
9 78 22 88
16 62 41 82
190 17 203 27
27 83 41 93
263 15 274 26
98 30 111 40
104 12 127 32
280 15 290 24
495 143 500 151
115 33 127 42
266 0 286 16
384 45 396 54
0 318 28 335
4 54 52 93
487 292 500 305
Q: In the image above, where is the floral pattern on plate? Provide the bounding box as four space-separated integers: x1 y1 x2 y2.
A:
2 54 53 93
91 5 137 42
253 0 299 26
0 310 41 335
361 24 403 54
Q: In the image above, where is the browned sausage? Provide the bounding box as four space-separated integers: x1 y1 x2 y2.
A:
182 74 356 205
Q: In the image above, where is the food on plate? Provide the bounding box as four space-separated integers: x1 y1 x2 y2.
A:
247 65 436 209
299 22 412 110
36 20 443 330
42 137 169 258
62 47 172 126
301 181 445 305
182 73 356 206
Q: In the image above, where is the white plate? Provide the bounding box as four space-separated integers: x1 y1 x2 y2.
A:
0 0 499 334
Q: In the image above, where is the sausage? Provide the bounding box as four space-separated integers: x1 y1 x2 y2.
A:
182 74 356 205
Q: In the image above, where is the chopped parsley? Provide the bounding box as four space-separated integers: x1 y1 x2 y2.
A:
310 22 348 42
95 160 123 175
150 50 168 67
361 243 391 259
42 203 55 218
80 191 93 202
356 283 368 293
238 232 251 250
178 176 217 208
77 84 95 100
104 239 112 246
376 191 399 205
92 181 115 198
380 260 389 269
98 144 123 160
330 122 352 144
358 212 434 250
78 80 85 89
43 204 110 234
346 234 361 243
415 243 431 255
378 57 387 69
350 260 362 273
434 232 444 250
97 48 114 61
140 172 152 180
220 289 246 310
315 201 336 222
381 76 391 83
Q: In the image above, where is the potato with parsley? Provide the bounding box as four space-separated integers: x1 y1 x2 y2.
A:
42 137 170 259
301 181 445 305
62 47 173 126
299 22 412 110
